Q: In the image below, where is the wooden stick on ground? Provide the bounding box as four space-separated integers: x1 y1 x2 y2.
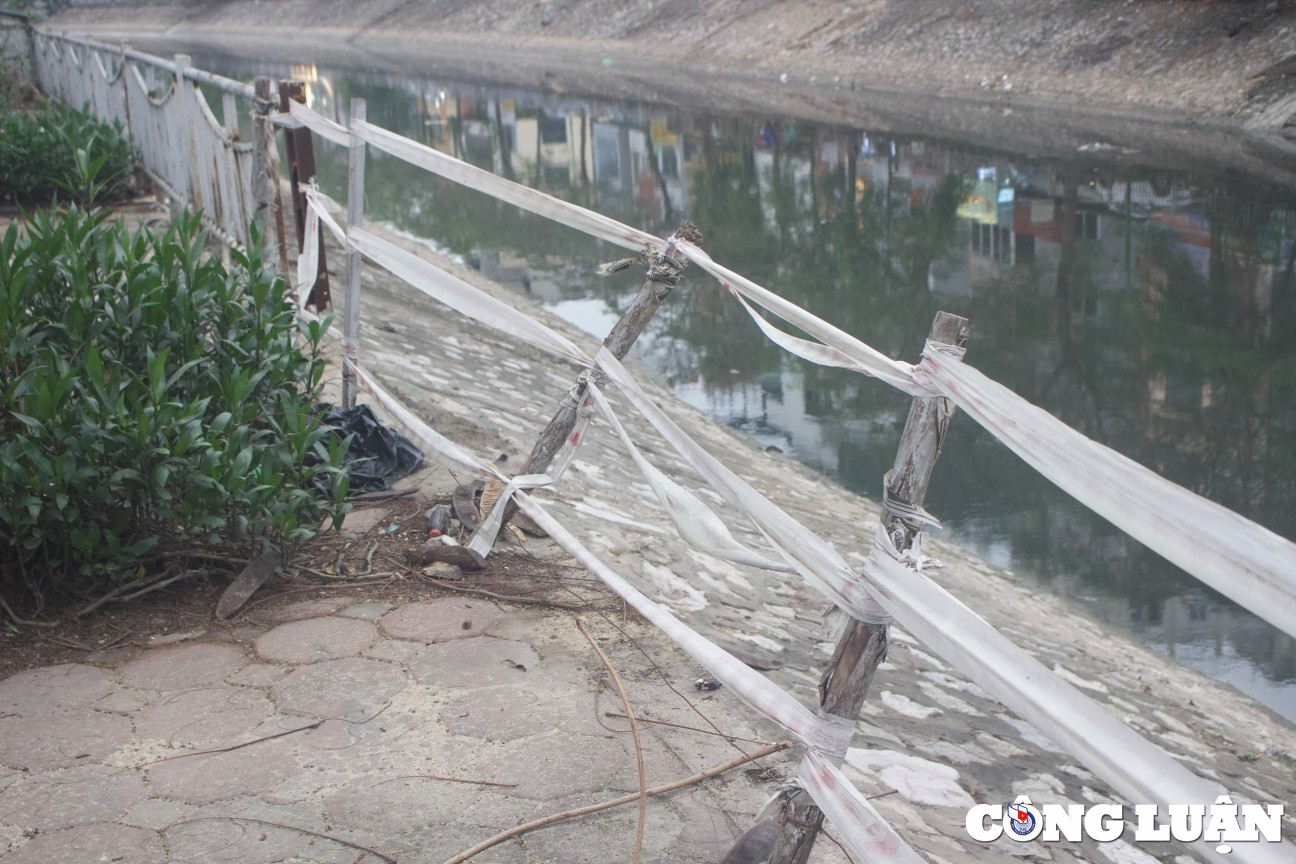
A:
0 595 58 628
577 618 647 864
441 741 791 864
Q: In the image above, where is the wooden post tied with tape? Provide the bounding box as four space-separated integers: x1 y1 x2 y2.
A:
278 79 330 311
762 310 969 864
493 223 702 528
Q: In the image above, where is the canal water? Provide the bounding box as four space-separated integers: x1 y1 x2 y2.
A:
196 54 1296 722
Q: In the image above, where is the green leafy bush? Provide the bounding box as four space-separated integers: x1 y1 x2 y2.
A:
0 206 348 600
0 103 133 206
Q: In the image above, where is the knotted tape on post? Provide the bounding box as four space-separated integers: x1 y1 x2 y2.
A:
646 223 701 297
881 468 941 532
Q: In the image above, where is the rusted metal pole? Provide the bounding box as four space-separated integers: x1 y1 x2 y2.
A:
497 223 701 525
278 79 330 311
763 311 969 864
341 98 367 409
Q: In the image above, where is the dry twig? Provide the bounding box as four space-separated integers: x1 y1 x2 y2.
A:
368 773 517 790
0 595 59 628
416 573 585 610
603 712 772 745
577 619 647 864
138 722 320 768
441 741 791 864
172 817 394 863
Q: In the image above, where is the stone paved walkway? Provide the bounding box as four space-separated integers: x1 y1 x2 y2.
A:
0 595 803 863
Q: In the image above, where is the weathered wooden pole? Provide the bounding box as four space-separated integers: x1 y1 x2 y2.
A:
278 79 330 311
763 310 969 864
341 98 367 409
496 223 701 525
250 78 274 235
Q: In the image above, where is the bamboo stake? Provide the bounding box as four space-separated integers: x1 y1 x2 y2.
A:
763 311 969 864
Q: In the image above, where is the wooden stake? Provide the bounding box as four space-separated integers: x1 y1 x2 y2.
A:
763 311 969 864
494 223 702 527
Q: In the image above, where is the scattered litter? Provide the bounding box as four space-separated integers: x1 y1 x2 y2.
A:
694 676 722 692
425 505 450 538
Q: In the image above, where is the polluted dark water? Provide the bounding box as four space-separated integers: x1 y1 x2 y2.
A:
199 55 1296 722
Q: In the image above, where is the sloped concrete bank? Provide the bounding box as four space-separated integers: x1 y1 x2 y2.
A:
318 221 1294 862
43 0 1296 133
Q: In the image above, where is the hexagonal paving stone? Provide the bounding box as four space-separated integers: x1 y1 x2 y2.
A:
120 643 248 691
1 823 165 864
379 599 501 643
0 663 115 715
146 738 298 804
441 685 563 742
163 802 313 863
409 637 539 689
0 765 148 831
250 598 347 623
136 685 274 749
455 730 637 800
325 773 491 838
272 657 410 722
254 616 380 664
0 709 132 771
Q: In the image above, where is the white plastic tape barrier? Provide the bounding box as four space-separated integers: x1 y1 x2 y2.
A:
295 202 320 307
284 99 350 147
336 366 861 765
858 530 1291 864
302 187 594 368
799 750 926 864
587 384 794 573
676 241 931 397
596 348 891 625
922 350 1296 640
354 119 661 253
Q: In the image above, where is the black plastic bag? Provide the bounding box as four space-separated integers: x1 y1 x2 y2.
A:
310 403 424 495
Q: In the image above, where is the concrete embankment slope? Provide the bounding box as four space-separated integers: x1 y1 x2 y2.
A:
326 220 1296 861
46 0 1296 129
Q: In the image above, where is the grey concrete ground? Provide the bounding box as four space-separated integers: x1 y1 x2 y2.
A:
0 223 1292 863
0 597 803 864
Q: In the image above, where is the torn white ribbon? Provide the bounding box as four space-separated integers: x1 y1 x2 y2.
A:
587 383 794 573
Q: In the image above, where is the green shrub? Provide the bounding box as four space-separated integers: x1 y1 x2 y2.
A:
0 103 133 206
0 206 348 600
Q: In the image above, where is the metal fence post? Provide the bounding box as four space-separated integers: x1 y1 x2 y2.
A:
342 98 367 409
762 311 969 864
278 79 330 311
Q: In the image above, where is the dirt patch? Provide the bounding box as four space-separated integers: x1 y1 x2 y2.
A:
0 492 629 683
